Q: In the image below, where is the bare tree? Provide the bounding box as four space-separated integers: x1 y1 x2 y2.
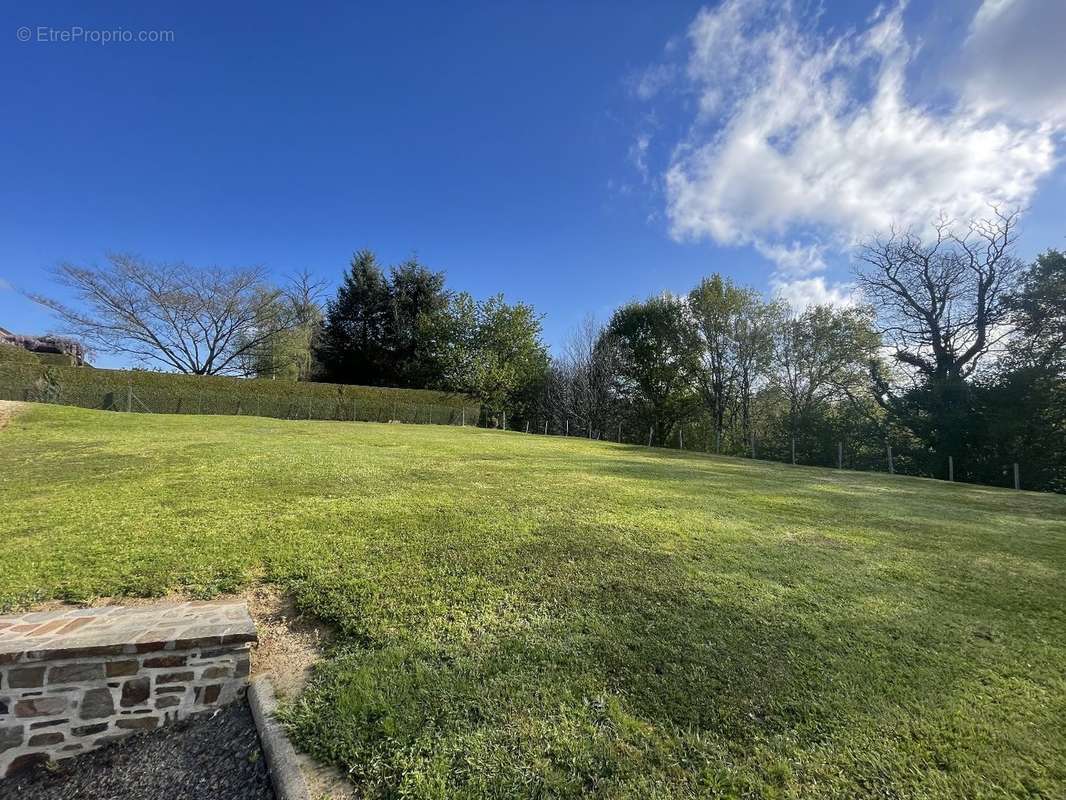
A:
855 209 1026 472
856 209 1024 384
544 315 619 437
30 253 297 375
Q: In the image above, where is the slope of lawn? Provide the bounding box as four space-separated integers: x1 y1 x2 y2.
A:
2 404 1065 798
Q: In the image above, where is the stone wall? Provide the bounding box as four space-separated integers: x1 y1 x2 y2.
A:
0 601 257 778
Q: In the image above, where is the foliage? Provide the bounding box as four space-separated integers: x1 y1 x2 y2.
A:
315 250 395 385
606 294 703 446
244 270 326 381
2 405 1065 797
316 251 454 389
438 292 549 423
687 275 767 439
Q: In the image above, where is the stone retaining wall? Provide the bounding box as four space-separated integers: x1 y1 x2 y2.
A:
0 600 257 778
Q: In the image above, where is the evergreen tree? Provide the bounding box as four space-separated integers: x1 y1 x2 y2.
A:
316 250 391 385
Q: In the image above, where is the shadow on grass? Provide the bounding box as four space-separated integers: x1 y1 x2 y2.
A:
282 515 1064 798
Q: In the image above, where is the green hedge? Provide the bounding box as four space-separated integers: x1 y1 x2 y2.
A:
0 354 478 425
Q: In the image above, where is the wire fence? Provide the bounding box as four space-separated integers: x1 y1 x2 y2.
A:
3 375 1034 492
489 413 1034 492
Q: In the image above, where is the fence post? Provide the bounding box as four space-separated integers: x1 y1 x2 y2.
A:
679 427 684 450
544 420 548 435
1013 462 1020 490
837 441 843 470
648 426 653 447
887 442 894 474
525 420 530 434
791 436 796 465
948 455 954 482
750 432 755 459
716 428 721 454
565 419 569 436
126 382 133 413
617 422 622 443
502 410 506 430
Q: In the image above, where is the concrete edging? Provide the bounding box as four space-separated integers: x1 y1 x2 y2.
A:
247 675 311 800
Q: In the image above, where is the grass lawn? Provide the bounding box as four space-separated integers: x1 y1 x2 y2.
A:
2 404 1065 798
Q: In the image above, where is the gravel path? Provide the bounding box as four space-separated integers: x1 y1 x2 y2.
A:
0 702 275 800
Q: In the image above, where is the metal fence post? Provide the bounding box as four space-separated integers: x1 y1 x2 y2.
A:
126 382 133 413
750 432 755 459
791 436 796 465
679 427 684 450
837 441 843 470
887 442 894 474
525 420 530 433
1013 462 1020 490
716 428 721 454
948 455 954 482
544 420 548 435
617 422 622 443
502 410 506 430
565 419 569 436
648 426 653 447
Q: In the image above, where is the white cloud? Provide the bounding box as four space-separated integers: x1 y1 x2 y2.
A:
959 0 1066 125
631 63 676 101
629 133 651 179
753 241 827 278
772 275 856 310
656 0 1063 303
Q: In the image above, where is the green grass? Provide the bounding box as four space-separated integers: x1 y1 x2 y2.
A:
2 405 1065 798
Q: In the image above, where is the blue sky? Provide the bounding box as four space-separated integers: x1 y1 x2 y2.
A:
2 1 1064 368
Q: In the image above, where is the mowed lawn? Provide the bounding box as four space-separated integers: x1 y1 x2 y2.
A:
2 405 1065 798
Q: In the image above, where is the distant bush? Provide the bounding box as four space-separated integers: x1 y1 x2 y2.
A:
0 352 478 425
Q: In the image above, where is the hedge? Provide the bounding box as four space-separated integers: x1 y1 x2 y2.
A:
0 352 479 426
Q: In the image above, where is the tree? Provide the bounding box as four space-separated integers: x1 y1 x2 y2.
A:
440 293 548 423
316 252 453 388
386 259 450 388
31 254 295 375
688 275 767 448
732 298 781 447
855 209 1024 472
607 294 702 446
1007 249 1066 371
244 269 326 381
315 250 392 385
543 316 620 438
772 304 880 450
978 249 1066 491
